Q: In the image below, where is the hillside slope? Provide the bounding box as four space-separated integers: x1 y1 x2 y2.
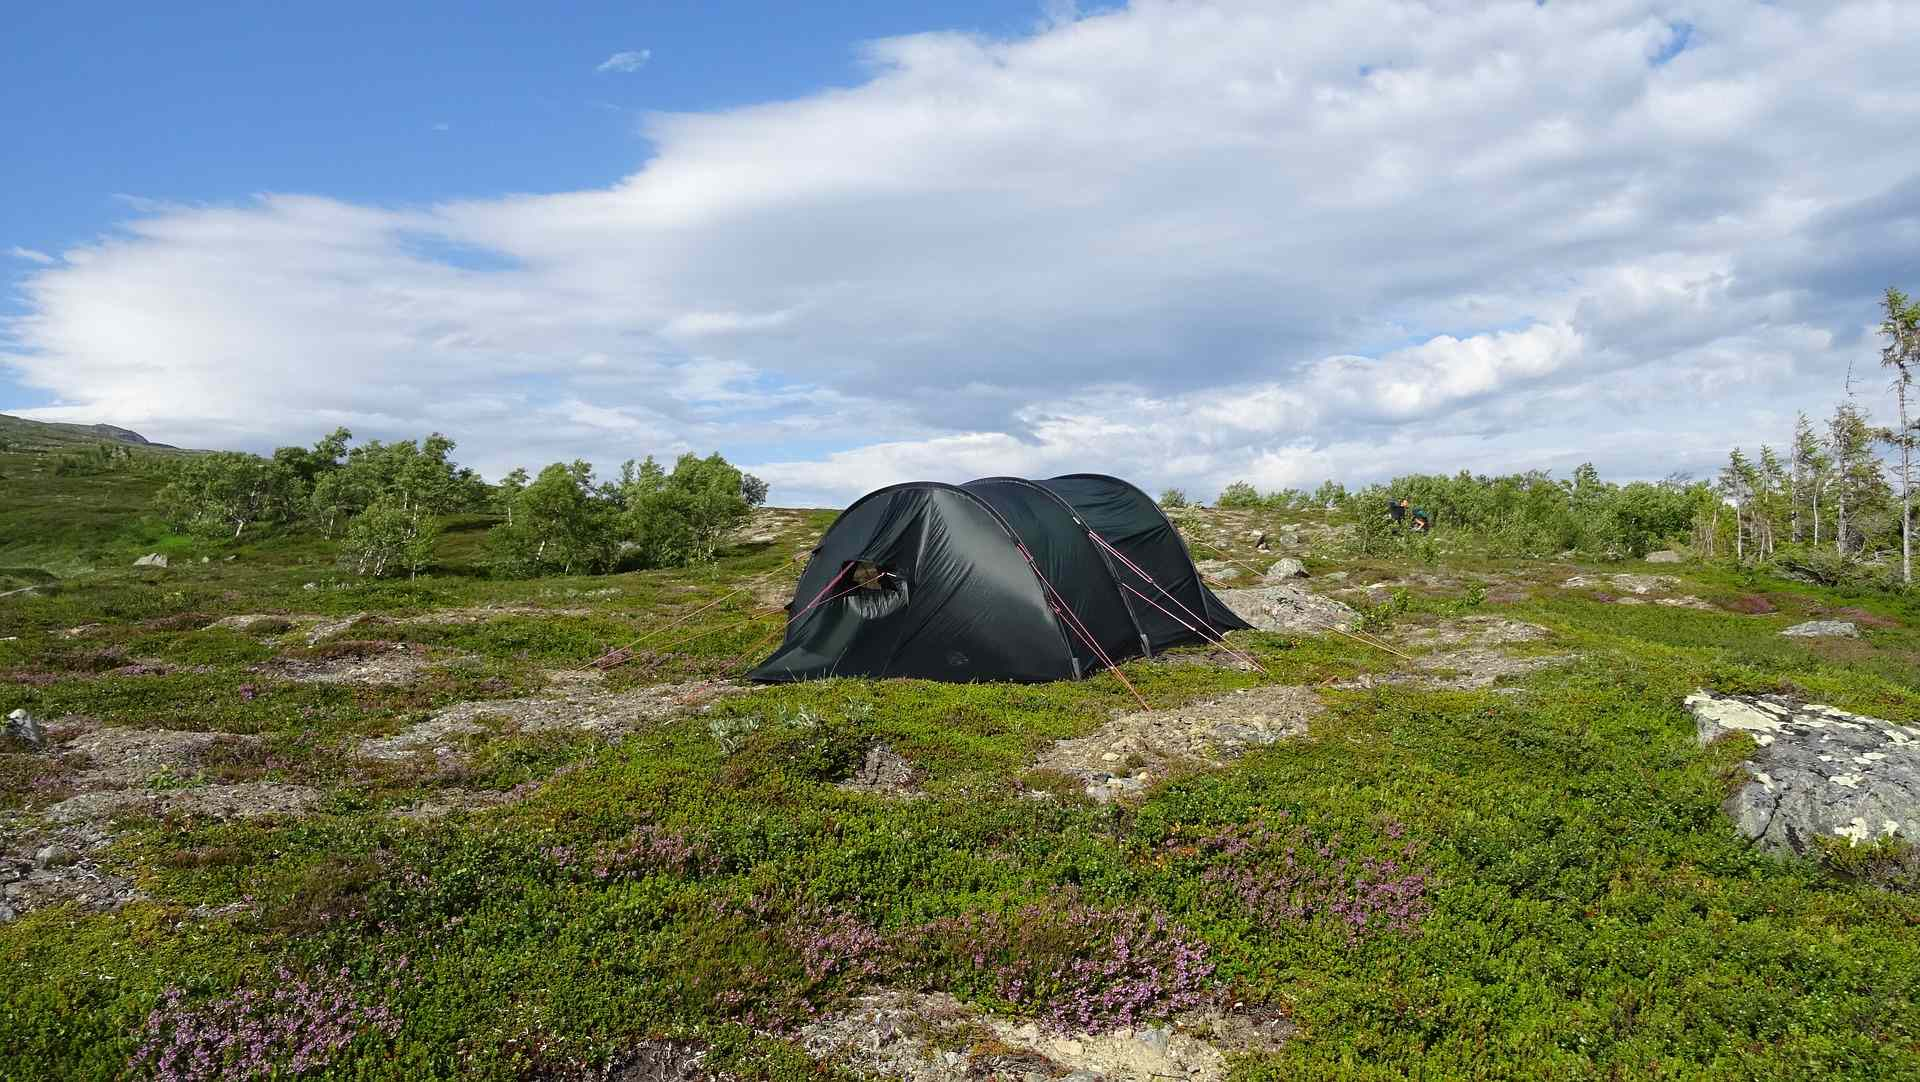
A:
0 413 181 451
0 477 1916 1080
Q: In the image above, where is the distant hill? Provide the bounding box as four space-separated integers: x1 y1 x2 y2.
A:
0 413 183 451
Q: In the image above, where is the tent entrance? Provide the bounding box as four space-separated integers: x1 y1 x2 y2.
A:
845 560 909 620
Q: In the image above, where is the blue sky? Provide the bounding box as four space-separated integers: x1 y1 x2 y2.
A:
4 2 1917 504
1 0 1041 405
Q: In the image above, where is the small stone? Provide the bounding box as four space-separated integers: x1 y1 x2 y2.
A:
132 553 168 568
1781 620 1859 638
1644 550 1684 563
35 844 78 870
5 709 47 750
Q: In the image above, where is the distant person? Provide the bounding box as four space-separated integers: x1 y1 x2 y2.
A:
1410 506 1433 532
1388 497 1409 525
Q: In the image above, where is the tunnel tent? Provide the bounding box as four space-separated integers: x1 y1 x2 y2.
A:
748 473 1250 684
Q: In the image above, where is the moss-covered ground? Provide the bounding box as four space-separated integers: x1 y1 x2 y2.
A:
2 449 1916 1080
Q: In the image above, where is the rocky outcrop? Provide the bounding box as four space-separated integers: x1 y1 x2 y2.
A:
1214 583 1358 633
1563 573 1680 595
1034 686 1319 803
798 991 1288 1082
45 782 322 824
1780 620 1859 639
1686 691 1919 856
357 679 750 762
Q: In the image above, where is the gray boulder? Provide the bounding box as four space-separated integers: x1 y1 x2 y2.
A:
1687 690 1920 856
4 709 46 750
1262 557 1308 582
1781 620 1859 638
1216 583 1359 633
1644 550 1683 564
34 845 77 870
132 553 168 568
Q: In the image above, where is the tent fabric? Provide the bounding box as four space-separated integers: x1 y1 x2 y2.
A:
749 473 1250 684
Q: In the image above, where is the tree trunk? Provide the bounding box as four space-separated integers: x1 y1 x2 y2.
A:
1900 378 1913 585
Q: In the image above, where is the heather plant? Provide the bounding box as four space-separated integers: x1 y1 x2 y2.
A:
127 966 401 1082
547 823 722 880
918 898 1217 1031
1163 816 1431 941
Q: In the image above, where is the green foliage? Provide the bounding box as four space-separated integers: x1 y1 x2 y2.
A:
619 453 757 568
487 461 620 578
1158 487 1188 509
156 451 304 540
1215 480 1261 508
1350 467 1707 560
1311 479 1348 506
486 453 756 579
340 497 443 578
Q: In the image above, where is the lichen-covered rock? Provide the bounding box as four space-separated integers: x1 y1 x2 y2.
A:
45 782 322 824
1686 690 1919 855
1034 686 1319 803
1215 583 1358 633
798 990 1288 1082
1261 557 1307 582
1780 620 1859 638
132 553 168 568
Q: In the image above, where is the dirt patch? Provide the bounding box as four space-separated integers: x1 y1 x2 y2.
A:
1035 686 1320 803
45 782 321 824
798 990 1289 1082
1724 595 1779 615
357 679 752 763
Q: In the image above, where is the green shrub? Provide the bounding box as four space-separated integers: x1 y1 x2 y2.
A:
1216 481 1261 508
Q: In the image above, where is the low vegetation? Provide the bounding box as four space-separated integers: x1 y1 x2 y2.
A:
2 418 1916 1079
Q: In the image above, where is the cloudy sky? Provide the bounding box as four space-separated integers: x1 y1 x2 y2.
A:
4 1 1917 505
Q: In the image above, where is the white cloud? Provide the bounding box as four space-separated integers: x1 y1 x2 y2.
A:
8 246 53 264
595 49 651 74
7 1 1920 505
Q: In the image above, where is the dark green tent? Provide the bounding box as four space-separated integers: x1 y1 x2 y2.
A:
748 473 1250 684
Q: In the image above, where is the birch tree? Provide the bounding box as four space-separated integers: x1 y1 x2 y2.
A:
1880 287 1918 584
